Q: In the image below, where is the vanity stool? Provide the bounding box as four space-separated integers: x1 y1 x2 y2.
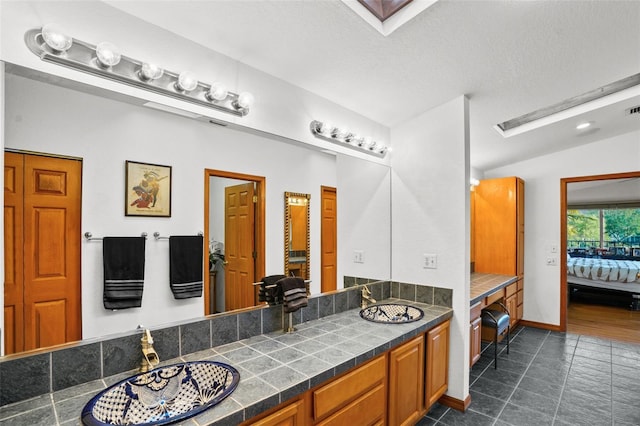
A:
481 303 510 369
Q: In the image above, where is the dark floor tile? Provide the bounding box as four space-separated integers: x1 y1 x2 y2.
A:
424 402 449 420
564 376 611 399
573 348 612 363
439 407 495 426
566 367 612 385
479 367 523 387
555 399 612 426
523 364 567 386
528 357 571 375
612 363 640 380
470 377 515 400
570 353 612 371
560 389 612 420
576 340 612 354
613 401 640 425
612 386 637 406
611 355 639 368
415 416 439 426
468 390 507 418
517 375 564 400
508 387 559 417
612 375 640 394
577 335 612 346
508 340 543 354
497 348 536 365
498 402 554 426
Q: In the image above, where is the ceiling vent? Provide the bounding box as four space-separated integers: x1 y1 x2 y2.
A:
626 105 640 116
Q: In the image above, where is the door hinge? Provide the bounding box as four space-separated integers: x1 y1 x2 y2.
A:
253 251 257 259
253 195 258 203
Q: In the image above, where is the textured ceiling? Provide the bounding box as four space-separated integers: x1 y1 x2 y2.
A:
105 0 640 171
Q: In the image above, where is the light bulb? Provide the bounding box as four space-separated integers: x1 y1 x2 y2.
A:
235 92 255 109
41 23 72 53
175 71 198 92
331 127 346 139
206 82 228 101
360 136 372 147
95 42 121 68
138 62 163 81
576 122 592 130
345 133 361 144
368 141 378 151
378 146 388 155
320 122 333 135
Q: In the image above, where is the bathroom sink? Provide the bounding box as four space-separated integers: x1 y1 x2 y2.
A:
81 361 239 426
359 303 424 323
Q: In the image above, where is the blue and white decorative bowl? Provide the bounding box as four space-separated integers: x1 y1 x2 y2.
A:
81 361 240 426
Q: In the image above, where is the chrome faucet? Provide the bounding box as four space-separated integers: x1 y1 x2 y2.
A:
138 327 160 373
361 285 376 309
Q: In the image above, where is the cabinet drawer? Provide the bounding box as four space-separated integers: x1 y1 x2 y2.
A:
316 384 385 426
313 355 385 420
505 283 517 298
517 279 524 292
485 289 504 306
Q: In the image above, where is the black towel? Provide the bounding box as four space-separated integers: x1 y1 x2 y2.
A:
169 235 204 299
259 275 285 305
103 237 146 309
278 276 308 313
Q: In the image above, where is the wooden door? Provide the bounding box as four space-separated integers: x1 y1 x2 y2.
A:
4 152 82 354
225 182 256 310
321 186 337 293
425 320 450 410
388 335 424 426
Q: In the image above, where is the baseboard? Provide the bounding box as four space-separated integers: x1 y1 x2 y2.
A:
438 393 471 412
518 320 562 332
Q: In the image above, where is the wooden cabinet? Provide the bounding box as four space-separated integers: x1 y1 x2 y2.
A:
250 400 305 426
469 302 482 367
388 335 424 426
425 320 450 410
313 355 386 425
474 176 525 326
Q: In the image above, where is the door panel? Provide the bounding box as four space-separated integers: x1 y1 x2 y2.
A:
225 183 256 310
4 153 82 353
321 186 337 293
4 152 24 353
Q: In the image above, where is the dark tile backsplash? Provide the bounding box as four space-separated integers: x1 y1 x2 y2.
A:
0 276 451 406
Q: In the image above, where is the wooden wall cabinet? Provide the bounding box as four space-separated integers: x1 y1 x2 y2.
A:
425 320 450 410
473 176 525 327
388 335 425 426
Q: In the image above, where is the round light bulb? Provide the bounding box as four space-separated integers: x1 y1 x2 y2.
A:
235 92 255 109
139 62 163 81
320 122 333 135
176 71 198 92
360 136 372 147
41 23 72 53
378 146 388 155
206 82 228 101
576 122 592 130
95 42 121 67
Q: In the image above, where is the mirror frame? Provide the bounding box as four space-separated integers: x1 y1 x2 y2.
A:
284 192 311 279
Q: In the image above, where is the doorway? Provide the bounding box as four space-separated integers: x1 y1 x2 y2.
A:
321 186 337 293
4 151 82 354
204 169 265 314
561 171 640 343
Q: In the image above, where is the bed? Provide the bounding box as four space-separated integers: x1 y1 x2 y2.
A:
567 256 640 309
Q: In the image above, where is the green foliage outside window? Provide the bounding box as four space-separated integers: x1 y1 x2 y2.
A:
568 207 640 248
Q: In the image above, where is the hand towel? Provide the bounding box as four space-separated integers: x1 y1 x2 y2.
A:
278 276 308 313
259 274 285 305
169 235 204 299
103 237 146 309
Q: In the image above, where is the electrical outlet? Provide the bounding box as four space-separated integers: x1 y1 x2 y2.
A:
423 253 437 269
354 250 364 263
546 257 557 266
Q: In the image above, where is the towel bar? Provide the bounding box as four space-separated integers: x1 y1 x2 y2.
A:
153 231 203 240
84 232 147 241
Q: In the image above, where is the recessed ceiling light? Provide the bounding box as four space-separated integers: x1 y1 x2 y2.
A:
576 122 592 130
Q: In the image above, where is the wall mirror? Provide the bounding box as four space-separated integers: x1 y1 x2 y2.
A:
284 192 310 279
1 68 391 356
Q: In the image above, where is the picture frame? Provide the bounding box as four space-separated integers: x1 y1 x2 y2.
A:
633 248 640 257
125 160 172 217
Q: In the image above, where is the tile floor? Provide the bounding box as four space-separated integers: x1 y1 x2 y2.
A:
419 326 640 426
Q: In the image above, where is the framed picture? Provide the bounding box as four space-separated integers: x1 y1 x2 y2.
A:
633 248 640 257
125 161 172 217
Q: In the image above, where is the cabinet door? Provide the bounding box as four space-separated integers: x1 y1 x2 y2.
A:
250 400 304 426
388 335 424 426
506 294 518 328
425 320 450 409
470 317 481 367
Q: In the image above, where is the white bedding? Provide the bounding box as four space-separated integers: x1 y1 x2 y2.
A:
567 256 640 283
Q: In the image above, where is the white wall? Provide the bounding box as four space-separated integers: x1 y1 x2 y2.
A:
337 154 391 281
391 96 470 402
4 73 340 339
485 130 640 326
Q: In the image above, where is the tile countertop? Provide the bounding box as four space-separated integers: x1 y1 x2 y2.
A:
1 298 452 426
470 273 518 306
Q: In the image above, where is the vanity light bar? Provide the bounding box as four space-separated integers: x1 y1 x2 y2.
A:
309 120 388 158
25 25 254 117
